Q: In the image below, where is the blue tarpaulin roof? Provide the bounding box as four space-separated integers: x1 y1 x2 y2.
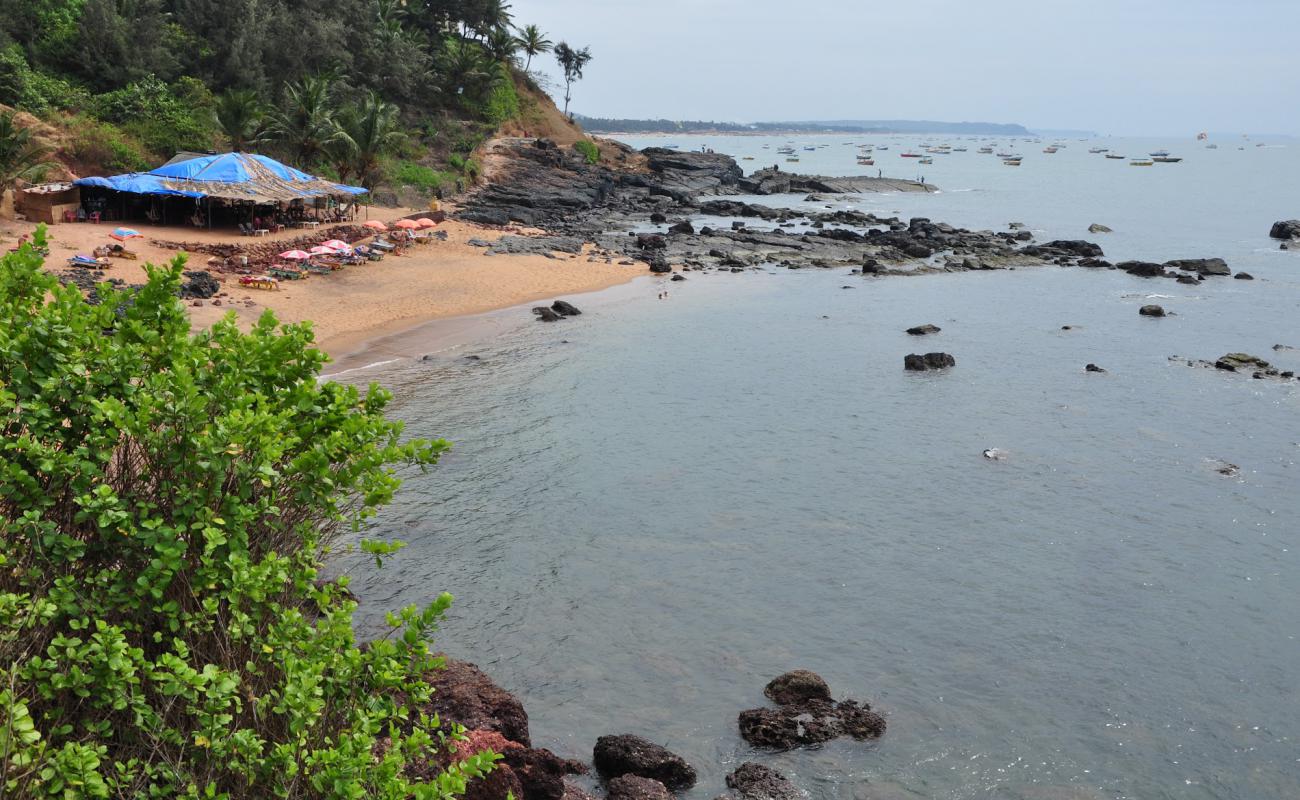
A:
75 153 367 202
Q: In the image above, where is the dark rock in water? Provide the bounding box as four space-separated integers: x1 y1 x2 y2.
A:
424 659 531 746
456 729 587 800
1077 258 1112 269
1085 363 1107 373
1061 325 1074 330
670 273 686 281
637 234 667 251
1274 344 1297 351
906 324 942 336
1042 239 1104 258
650 212 667 224
1269 220 1300 239
533 307 562 322
904 352 956 371
1176 274 1200 285
1234 272 1254 280
1120 261 1167 278
606 776 671 800
903 242 933 259
738 700 885 750
668 220 695 235
648 261 672 274
1213 460 1241 478
551 300 582 316
1215 353 1270 372
1139 304 1166 317
725 764 800 800
593 735 697 791
1088 223 1113 233
765 670 832 706
1166 257 1230 276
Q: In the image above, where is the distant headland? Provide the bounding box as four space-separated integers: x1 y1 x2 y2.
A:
575 115 1035 136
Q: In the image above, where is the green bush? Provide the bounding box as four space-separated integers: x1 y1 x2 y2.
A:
92 75 217 158
389 160 456 194
574 139 599 165
0 232 499 799
68 117 152 173
0 46 91 115
483 65 520 126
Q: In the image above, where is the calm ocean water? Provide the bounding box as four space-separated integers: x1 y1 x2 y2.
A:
335 134 1300 800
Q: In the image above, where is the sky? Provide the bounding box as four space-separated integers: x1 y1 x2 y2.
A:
510 0 1300 136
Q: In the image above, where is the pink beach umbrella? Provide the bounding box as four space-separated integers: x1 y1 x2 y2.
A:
362 220 387 231
392 218 420 230
320 239 351 251
309 245 337 256
279 250 312 260
415 217 437 229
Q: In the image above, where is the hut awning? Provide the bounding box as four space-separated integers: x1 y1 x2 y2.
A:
75 153 367 203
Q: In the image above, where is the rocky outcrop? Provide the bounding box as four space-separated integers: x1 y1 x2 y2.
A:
426 658 531 745
1215 353 1270 372
1088 223 1113 233
636 149 743 198
1119 261 1167 278
738 167 930 196
1174 353 1298 381
1234 272 1254 280
904 352 956 371
1166 257 1230 276
738 671 885 751
724 764 800 800
551 300 582 316
1139 304 1166 317
1269 220 1300 239
592 735 697 791
534 306 562 322
1085 363 1107 373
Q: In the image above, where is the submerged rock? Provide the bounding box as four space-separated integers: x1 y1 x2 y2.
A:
904 352 956 371
1088 223 1113 233
1139 304 1166 317
551 300 582 316
738 671 885 751
906 324 942 336
1085 363 1107 373
1166 257 1230 276
593 735 697 791
724 764 800 800
1234 272 1254 280
533 307 562 322
1215 353 1270 372
606 776 672 800
764 670 832 706
1269 220 1300 239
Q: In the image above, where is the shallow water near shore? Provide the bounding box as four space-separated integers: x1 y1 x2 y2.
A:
336 135 1300 800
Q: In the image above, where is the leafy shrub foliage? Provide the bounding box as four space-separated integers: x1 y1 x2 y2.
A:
0 231 498 798
573 140 599 165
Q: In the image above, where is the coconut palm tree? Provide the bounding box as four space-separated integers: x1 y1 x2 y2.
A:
553 42 592 118
332 91 404 188
0 111 53 194
268 75 346 168
438 37 493 105
213 89 268 152
484 27 518 65
515 24 551 73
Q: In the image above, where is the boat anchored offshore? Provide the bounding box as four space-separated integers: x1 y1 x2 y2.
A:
1106 154 1126 159
1149 150 1171 157
1131 159 1155 166
1152 156 1183 163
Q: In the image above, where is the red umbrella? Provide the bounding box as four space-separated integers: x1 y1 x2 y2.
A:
415 218 437 229
363 220 387 231
279 250 312 260
393 219 420 230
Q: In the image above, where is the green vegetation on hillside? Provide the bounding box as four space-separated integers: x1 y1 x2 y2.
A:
0 230 499 797
0 1 592 197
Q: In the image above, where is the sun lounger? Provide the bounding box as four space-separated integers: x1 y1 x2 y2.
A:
239 275 280 291
68 255 110 269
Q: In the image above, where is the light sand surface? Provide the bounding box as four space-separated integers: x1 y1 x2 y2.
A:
2 207 642 362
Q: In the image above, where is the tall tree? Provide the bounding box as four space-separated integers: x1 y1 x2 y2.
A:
484 27 518 65
437 37 493 107
212 89 267 152
553 41 591 118
515 23 551 72
0 110 53 193
268 74 346 167
332 90 403 188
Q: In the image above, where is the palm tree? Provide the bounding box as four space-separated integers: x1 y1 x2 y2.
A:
268 75 346 168
553 42 592 118
484 27 518 65
515 24 551 73
0 111 53 194
213 90 268 152
333 91 403 189
438 37 493 105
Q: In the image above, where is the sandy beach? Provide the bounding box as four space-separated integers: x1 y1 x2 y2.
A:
1 206 641 363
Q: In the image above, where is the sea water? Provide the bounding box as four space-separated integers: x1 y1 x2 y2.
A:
333 134 1300 800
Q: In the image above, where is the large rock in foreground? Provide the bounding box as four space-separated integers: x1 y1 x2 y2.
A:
1269 220 1300 239
725 764 801 800
738 670 886 751
593 735 697 791
426 658 531 745
607 775 672 800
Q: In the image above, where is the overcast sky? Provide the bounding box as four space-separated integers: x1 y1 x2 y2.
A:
511 0 1299 135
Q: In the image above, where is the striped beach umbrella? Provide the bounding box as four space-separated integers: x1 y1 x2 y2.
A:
279 250 312 260
308 246 337 255
320 239 350 251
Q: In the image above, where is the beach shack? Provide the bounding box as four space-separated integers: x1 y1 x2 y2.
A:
73 152 368 232
15 182 81 224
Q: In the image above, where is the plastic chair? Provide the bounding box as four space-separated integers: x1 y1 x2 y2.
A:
89 211 101 224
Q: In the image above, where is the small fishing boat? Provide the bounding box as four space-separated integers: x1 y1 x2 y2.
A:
1003 159 1022 166
1130 159 1154 166
996 151 1017 158
919 157 934 164
804 146 817 151
978 146 994 154
786 157 800 163
1043 146 1059 153
742 156 755 160
1105 154 1126 159
777 146 796 154
900 152 923 158
1205 144 1218 149
952 147 967 152
1088 147 1108 153
1149 150 1171 157
1152 157 1182 163
876 146 890 150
